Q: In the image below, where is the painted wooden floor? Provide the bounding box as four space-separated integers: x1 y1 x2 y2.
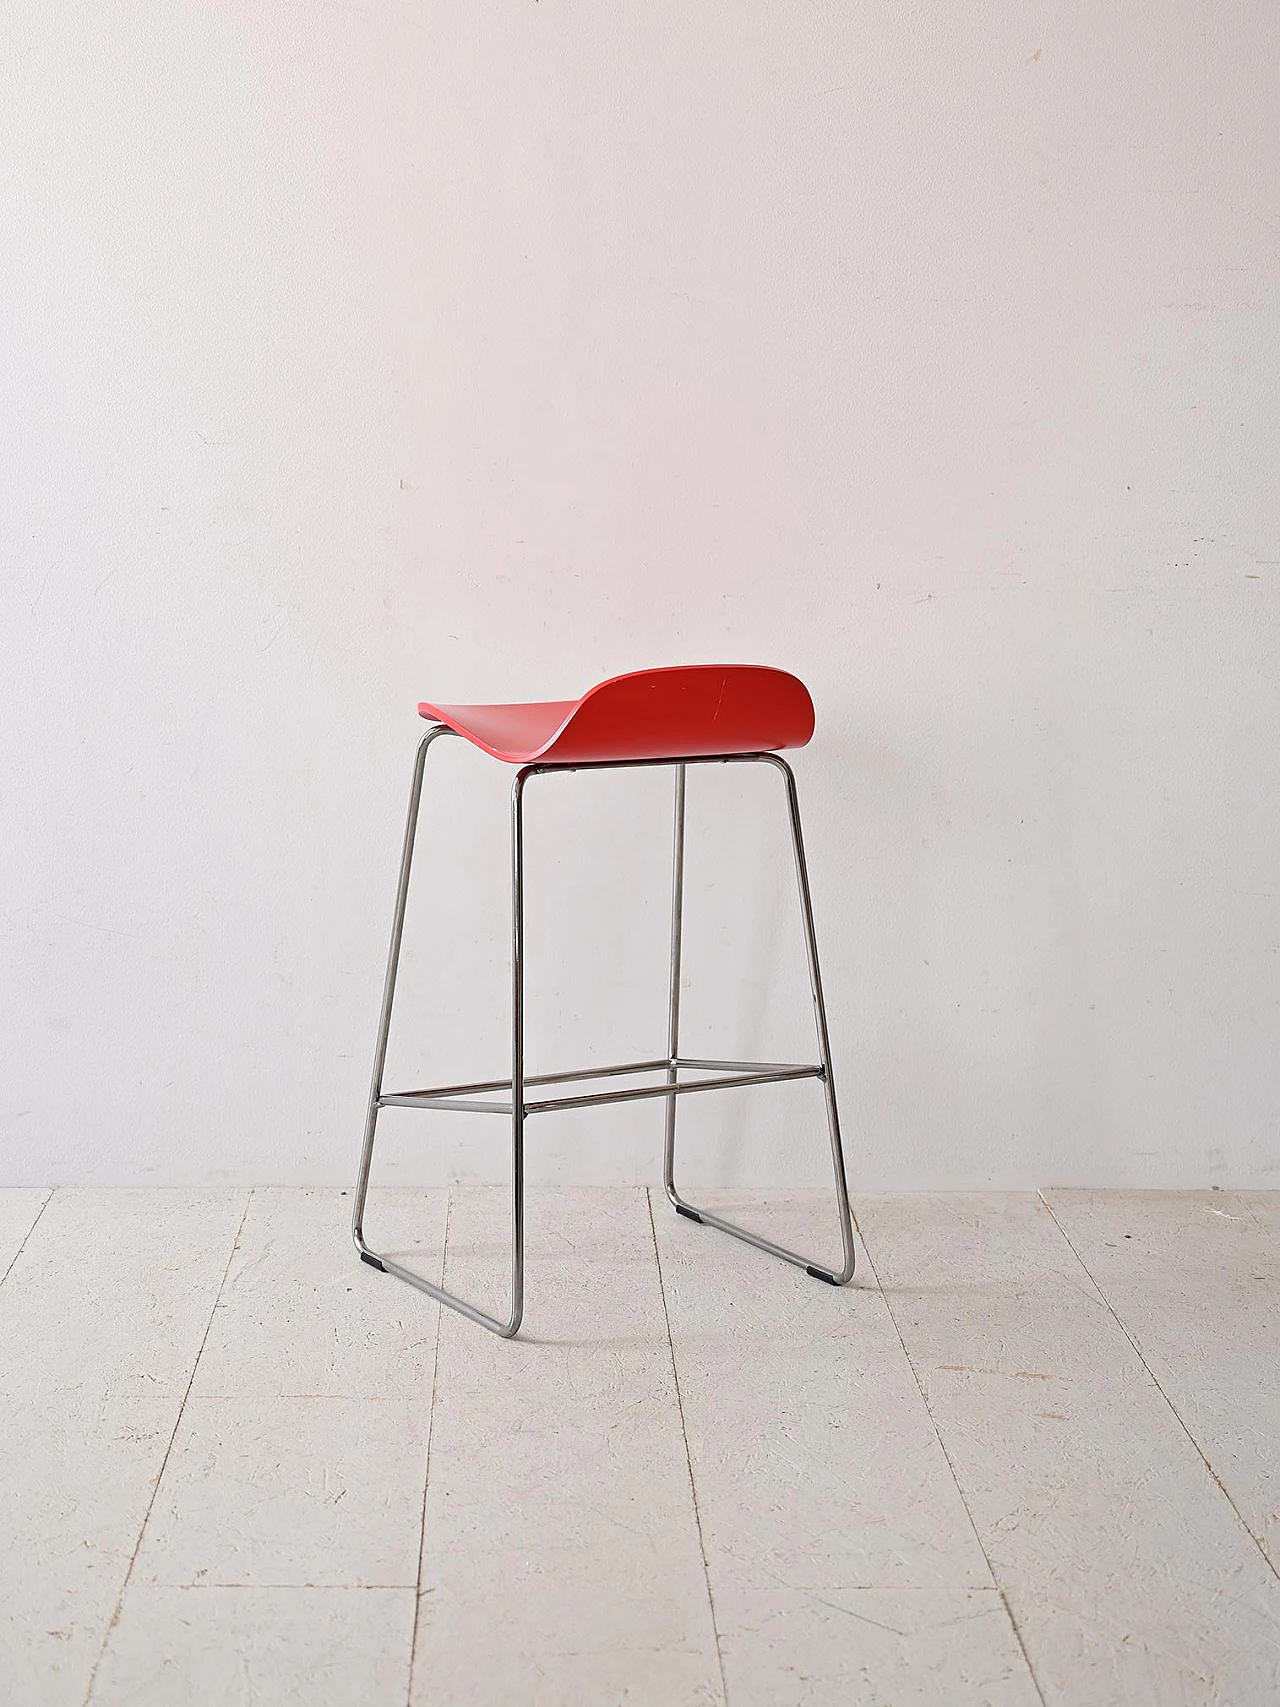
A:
2 1188 1278 1705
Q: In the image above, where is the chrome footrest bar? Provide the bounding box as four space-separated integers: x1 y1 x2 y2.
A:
384 1057 673 1103
378 1056 825 1117
532 1062 821 1114
379 1095 515 1115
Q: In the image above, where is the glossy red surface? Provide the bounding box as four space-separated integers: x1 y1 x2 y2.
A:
418 664 815 765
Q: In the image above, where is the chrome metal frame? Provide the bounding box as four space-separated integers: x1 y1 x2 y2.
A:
353 730 855 1338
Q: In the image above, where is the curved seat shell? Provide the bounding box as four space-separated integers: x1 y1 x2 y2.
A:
418 664 815 766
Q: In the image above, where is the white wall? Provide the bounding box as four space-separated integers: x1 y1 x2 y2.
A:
3 2 1279 1190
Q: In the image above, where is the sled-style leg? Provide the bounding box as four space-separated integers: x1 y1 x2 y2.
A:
663 754 856 1286
352 728 527 1338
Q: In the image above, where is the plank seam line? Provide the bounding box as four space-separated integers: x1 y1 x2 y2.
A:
81 1188 254 1707
853 1208 1049 1707
406 1188 451 1707
1240 1195 1280 1254
0 1187 54 1291
646 1188 731 1707
1037 1189 1280 1587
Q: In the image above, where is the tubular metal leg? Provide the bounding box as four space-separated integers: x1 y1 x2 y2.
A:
352 729 527 1338
663 754 857 1285
662 763 687 1188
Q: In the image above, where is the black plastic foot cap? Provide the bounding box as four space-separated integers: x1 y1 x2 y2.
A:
806 1264 840 1285
360 1250 387 1272
675 1204 704 1224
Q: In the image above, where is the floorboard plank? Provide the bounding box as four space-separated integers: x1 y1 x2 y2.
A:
122 1190 445 1594
653 1189 1040 1707
411 1186 723 1707
91 1189 448 1703
1043 1189 1280 1572
190 1186 447 1400
0 1189 247 1707
858 1191 1280 1706
88 1586 415 1706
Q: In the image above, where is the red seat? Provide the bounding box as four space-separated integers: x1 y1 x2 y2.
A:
419 664 815 766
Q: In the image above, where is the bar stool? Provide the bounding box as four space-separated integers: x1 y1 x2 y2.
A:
352 663 855 1337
